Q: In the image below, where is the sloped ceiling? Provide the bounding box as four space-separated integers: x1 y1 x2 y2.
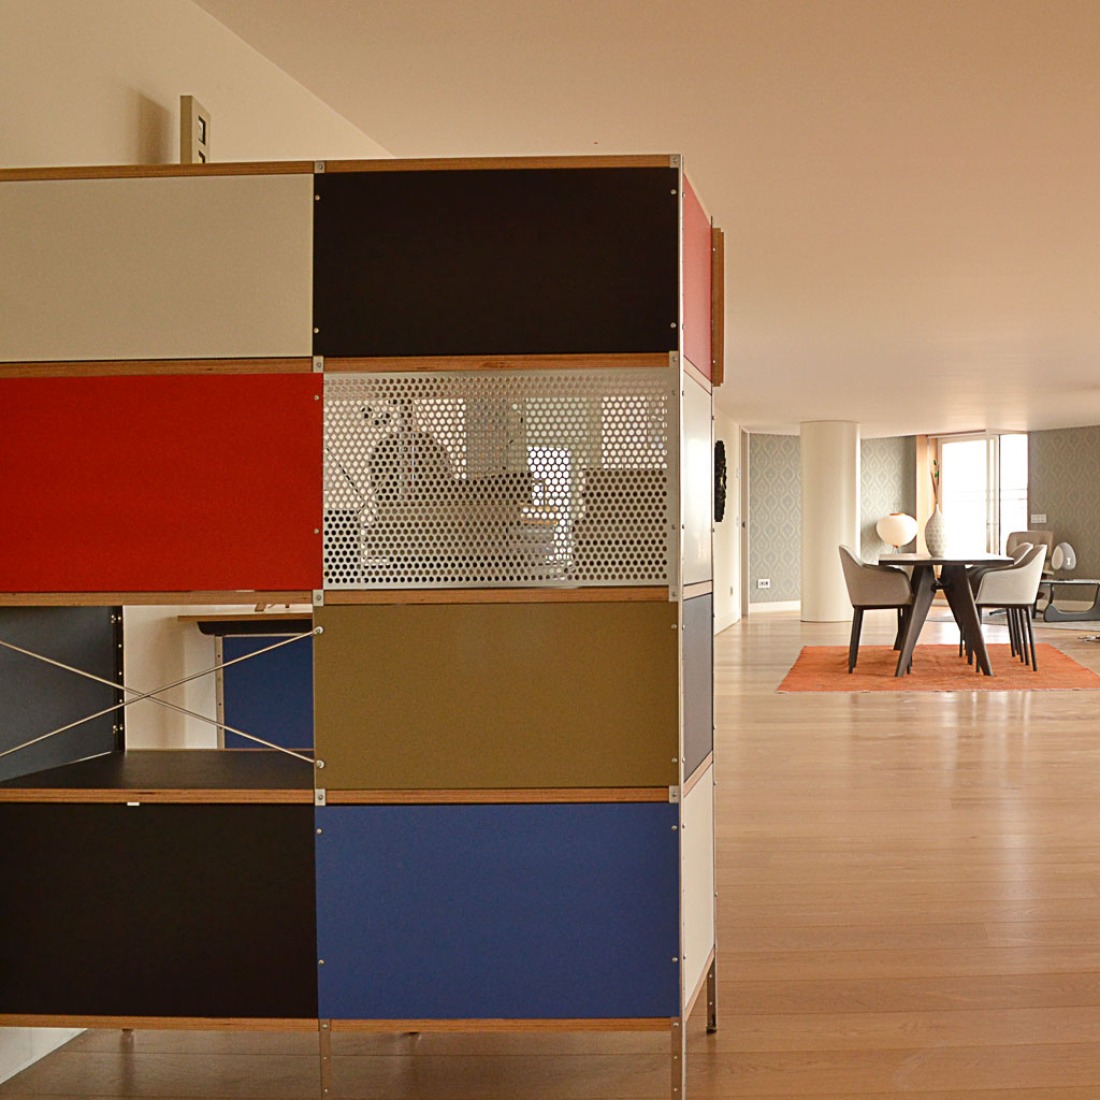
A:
196 0 1100 437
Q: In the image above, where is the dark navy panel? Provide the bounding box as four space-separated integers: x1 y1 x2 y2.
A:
683 594 714 777
222 635 313 750
0 607 120 782
0 803 318 1018
316 803 680 1019
313 168 680 358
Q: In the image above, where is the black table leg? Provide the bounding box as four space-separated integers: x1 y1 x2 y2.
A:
895 565 936 677
941 563 993 675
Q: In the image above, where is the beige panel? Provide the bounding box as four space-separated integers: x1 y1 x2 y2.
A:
682 373 713 584
314 602 680 790
0 174 312 362
681 763 715 1005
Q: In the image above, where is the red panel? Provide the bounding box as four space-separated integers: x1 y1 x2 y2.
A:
0 375 322 592
682 177 712 379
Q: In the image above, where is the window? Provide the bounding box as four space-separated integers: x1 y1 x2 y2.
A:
937 433 1028 553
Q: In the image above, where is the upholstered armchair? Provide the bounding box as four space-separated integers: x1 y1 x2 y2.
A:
838 545 915 673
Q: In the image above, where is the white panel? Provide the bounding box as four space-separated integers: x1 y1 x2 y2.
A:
0 1028 81 1087
681 763 715 1005
682 373 713 584
0 174 313 362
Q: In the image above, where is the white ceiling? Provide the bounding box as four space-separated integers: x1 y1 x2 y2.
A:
196 0 1100 438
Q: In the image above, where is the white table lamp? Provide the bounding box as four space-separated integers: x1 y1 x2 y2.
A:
876 512 918 550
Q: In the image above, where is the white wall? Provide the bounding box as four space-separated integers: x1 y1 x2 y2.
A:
0 0 389 1082
0 0 390 167
713 409 741 632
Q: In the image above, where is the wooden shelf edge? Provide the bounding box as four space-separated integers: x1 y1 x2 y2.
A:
323 353 672 373
0 1014 319 1031
711 227 725 387
0 358 312 378
324 788 672 805
323 155 677 174
0 592 314 607
0 162 314 182
329 1017 675 1033
322 587 670 606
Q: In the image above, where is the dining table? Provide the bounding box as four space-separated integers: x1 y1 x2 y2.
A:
878 552 1012 677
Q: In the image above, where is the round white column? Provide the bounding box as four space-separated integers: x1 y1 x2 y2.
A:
801 421 860 622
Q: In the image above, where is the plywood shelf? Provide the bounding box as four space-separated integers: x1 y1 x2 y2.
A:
0 750 314 803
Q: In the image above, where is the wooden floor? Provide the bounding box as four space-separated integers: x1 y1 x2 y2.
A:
6 607 1100 1098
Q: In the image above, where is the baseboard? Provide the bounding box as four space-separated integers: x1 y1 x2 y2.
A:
748 600 800 613
715 609 741 633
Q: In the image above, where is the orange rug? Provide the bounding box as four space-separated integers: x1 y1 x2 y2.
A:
778 644 1100 692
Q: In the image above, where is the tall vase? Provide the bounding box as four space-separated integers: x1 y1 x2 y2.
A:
924 506 946 555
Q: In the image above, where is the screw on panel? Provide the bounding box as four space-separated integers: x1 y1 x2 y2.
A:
313 356 324 372
316 760 326 769
314 161 326 173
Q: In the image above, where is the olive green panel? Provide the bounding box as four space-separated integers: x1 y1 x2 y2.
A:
314 602 679 790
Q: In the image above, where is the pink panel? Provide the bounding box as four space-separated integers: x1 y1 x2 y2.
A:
0 374 322 592
682 178 713 379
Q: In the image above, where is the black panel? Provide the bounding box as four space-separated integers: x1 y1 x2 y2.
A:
683 594 714 777
0 750 313 794
0 804 318 1018
0 607 121 783
313 167 680 357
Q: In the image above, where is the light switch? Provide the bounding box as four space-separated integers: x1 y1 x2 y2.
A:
180 95 211 164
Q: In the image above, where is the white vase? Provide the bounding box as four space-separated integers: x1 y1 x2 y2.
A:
924 506 946 555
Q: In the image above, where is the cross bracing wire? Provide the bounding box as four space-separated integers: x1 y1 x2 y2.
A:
0 629 320 765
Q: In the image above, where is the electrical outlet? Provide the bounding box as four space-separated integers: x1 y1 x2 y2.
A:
1031 513 1047 525
757 578 771 589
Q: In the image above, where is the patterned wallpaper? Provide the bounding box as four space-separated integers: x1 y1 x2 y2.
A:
748 433 916 604
748 434 801 602
861 436 918 560
1029 426 1100 577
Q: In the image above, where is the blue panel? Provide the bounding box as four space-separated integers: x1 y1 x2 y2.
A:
222 636 313 750
316 803 680 1019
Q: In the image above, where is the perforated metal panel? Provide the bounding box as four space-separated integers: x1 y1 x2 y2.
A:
324 370 677 588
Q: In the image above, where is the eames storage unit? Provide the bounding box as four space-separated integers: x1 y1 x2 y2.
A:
0 156 722 1098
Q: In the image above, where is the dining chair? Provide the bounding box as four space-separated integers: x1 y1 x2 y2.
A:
960 542 1033 658
1006 530 1054 575
972 544 1048 670
838 545 915 672
965 540 1031 597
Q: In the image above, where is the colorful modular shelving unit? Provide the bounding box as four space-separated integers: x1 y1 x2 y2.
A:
0 155 723 1099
